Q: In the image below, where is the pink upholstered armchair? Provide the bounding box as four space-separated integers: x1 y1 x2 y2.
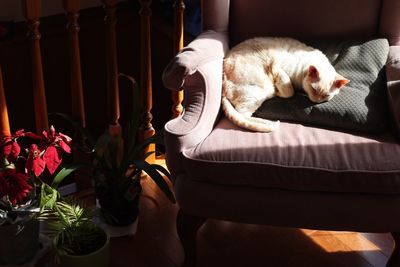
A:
162 0 400 266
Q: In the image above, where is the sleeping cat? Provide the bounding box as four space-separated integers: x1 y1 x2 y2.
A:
222 37 350 132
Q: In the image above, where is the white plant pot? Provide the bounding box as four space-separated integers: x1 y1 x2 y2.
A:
94 199 139 238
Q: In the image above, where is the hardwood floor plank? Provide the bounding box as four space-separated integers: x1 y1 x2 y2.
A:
332 233 388 267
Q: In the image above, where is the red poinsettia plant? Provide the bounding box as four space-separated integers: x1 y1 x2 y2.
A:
0 126 72 216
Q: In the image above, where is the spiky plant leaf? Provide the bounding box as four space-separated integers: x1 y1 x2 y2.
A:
133 160 175 203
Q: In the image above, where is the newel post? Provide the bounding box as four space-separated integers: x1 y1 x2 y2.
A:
139 0 155 163
171 0 185 118
22 0 49 133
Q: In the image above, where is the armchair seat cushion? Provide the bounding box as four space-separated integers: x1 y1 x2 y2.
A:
182 118 400 194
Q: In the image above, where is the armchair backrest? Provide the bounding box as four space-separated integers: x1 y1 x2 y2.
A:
202 0 400 47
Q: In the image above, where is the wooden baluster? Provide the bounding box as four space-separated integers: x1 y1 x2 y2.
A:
63 0 92 191
63 0 86 128
0 66 11 136
22 0 49 133
171 0 185 118
102 0 120 126
139 0 155 163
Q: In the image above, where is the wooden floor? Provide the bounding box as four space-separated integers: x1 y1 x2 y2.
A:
107 168 395 267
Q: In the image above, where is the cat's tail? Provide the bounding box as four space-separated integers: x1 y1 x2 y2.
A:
221 97 280 132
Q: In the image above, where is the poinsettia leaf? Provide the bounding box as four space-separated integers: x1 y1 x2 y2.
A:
15 129 25 137
1 140 11 154
9 141 21 162
44 146 62 175
2 140 20 163
133 160 175 203
49 125 56 137
51 164 85 189
59 132 72 144
24 131 43 140
58 140 71 154
27 156 46 177
41 130 48 139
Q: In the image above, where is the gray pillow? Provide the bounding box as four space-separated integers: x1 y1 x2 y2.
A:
253 38 390 133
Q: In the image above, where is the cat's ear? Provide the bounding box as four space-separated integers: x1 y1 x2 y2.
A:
308 65 320 81
334 74 350 89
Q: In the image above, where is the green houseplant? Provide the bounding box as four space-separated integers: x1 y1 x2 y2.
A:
56 77 175 232
40 197 109 267
0 128 109 266
0 126 80 265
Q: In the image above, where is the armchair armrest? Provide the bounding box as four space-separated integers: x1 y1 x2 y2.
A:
163 30 229 90
386 46 400 136
162 31 229 177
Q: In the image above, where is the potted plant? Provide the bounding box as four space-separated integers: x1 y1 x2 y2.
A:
39 197 109 267
0 165 38 265
0 126 78 265
56 77 175 236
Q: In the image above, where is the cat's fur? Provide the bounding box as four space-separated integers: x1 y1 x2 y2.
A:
222 37 350 132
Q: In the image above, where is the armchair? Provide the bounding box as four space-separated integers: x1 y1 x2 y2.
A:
162 0 400 266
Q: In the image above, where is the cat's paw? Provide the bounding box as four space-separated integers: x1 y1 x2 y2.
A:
276 85 294 98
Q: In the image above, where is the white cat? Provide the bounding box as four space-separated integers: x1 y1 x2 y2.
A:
222 37 350 132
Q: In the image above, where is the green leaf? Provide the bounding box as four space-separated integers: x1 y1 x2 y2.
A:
143 151 156 160
40 183 59 212
151 164 172 182
119 74 141 155
133 160 176 204
93 131 112 157
121 131 165 171
51 164 85 189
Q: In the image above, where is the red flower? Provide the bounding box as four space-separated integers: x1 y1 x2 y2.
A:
43 146 61 175
40 126 72 174
0 168 32 206
41 126 72 153
1 138 20 163
2 127 72 177
0 130 41 163
26 144 46 177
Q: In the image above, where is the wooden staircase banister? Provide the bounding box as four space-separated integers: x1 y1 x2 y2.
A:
171 0 185 118
139 0 156 163
63 0 86 128
0 66 11 136
22 0 49 133
103 0 121 126
63 0 93 191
